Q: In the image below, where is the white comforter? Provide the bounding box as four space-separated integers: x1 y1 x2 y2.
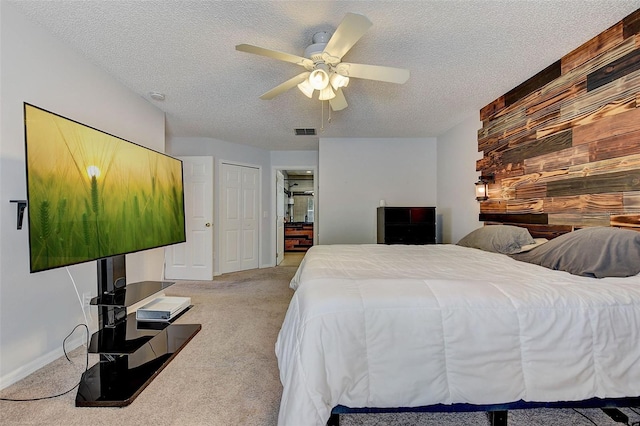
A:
275 244 640 426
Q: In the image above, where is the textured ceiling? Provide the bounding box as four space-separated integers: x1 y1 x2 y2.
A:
8 1 640 151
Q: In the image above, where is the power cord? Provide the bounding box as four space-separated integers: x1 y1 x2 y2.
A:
66 267 91 345
1 267 94 402
0 323 89 402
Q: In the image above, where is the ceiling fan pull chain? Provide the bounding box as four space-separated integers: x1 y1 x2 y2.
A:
320 101 324 132
328 102 332 123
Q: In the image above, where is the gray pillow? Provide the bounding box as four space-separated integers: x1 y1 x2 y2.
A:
510 226 640 278
457 225 535 254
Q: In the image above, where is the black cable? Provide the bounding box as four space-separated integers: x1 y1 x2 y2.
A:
571 408 599 426
0 324 89 402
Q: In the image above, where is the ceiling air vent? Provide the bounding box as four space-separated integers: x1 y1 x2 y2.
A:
295 128 316 136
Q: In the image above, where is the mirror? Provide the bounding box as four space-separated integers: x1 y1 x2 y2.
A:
290 195 314 223
284 171 314 223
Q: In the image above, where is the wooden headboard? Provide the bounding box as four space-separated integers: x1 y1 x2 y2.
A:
477 9 640 238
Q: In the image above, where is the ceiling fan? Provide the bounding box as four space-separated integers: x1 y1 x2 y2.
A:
236 13 410 112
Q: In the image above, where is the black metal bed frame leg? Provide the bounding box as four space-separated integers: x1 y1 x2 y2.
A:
601 408 629 423
488 410 508 426
327 413 340 426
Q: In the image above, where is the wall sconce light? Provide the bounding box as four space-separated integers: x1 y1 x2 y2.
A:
475 174 494 201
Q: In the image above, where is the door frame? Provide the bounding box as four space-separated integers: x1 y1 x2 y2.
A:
216 159 262 276
271 165 318 265
276 170 285 266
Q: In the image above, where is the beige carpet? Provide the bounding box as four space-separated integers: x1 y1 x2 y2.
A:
1 261 640 426
0 266 296 426
280 252 305 267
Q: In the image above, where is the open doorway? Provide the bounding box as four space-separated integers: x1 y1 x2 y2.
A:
275 169 315 266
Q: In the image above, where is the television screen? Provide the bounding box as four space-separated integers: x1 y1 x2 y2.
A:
24 103 186 273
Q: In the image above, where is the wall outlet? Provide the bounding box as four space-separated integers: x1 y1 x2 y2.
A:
82 292 92 308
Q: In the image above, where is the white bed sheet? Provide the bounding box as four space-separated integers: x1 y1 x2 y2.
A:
276 244 640 426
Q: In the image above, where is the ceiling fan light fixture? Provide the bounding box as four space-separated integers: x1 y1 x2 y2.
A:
309 68 330 90
304 32 330 61
297 79 314 98
237 12 409 114
318 85 336 101
330 72 349 90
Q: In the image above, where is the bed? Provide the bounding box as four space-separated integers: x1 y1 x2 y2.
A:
275 226 640 426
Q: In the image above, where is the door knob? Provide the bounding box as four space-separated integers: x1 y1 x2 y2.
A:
205 223 211 227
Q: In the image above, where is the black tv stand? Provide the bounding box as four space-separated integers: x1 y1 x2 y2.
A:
75 256 201 407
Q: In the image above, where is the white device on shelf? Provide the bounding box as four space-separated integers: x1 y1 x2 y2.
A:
136 296 191 322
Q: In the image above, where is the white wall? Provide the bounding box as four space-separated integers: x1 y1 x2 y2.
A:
318 138 437 244
270 150 318 169
0 4 166 388
436 114 483 244
166 137 272 272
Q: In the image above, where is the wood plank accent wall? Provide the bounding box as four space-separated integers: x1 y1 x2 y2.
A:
477 9 640 234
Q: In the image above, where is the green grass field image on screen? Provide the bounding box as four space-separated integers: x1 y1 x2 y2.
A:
24 104 186 272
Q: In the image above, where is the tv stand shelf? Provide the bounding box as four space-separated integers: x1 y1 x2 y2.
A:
76 322 200 407
87 310 192 354
76 260 200 407
90 280 174 307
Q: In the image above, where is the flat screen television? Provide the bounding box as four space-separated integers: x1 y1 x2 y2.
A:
23 103 186 273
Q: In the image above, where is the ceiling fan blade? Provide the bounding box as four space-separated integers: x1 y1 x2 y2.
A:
259 72 310 100
322 13 373 62
329 88 348 111
336 62 410 84
236 44 314 69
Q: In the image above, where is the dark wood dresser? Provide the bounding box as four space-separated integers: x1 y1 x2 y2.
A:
285 222 314 252
377 207 436 244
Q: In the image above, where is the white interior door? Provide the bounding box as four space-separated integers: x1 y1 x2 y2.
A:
241 167 259 270
165 156 213 280
276 171 285 265
220 163 260 274
221 163 241 273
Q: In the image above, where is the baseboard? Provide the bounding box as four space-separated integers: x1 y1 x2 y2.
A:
213 263 275 276
0 329 93 390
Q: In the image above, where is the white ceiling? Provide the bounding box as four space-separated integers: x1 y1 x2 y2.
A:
8 1 640 151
